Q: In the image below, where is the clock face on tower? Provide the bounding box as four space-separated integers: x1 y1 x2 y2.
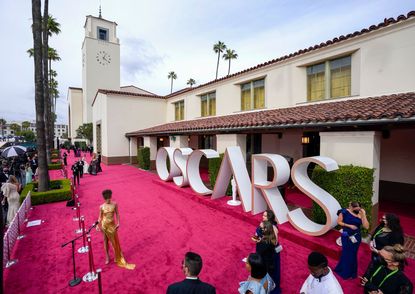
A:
96 50 111 66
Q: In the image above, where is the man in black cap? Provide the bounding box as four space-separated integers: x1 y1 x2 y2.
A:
300 251 343 294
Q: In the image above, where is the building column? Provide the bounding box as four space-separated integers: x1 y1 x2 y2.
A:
129 137 138 164
319 131 381 227
144 136 157 169
169 135 189 148
216 134 247 162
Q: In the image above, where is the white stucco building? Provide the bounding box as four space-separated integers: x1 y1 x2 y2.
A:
68 11 415 221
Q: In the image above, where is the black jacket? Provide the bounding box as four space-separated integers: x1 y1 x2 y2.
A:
166 278 216 294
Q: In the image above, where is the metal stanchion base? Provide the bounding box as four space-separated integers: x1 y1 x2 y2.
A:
5 259 18 268
69 277 82 287
73 217 79 221
83 271 98 282
78 246 89 253
227 200 241 206
17 235 25 240
75 229 83 234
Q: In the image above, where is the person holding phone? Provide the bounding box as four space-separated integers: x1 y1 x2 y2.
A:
334 201 369 279
360 244 413 294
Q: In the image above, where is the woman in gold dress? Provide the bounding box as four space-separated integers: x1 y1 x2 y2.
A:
97 189 135 270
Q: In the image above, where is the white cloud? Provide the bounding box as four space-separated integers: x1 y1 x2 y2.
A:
0 0 413 123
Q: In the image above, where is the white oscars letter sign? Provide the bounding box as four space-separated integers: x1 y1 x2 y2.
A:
156 147 181 181
173 148 193 187
211 146 252 212
288 156 341 236
251 154 291 224
187 149 219 195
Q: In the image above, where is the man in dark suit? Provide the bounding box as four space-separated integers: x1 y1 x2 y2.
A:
166 252 216 294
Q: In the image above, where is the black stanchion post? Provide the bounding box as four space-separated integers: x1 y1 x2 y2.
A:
97 268 103 294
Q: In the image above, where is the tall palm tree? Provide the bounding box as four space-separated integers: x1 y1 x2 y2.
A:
31 0 49 191
167 71 177 94
22 121 31 131
0 118 6 138
223 49 238 76
213 41 226 79
187 78 196 88
27 17 61 155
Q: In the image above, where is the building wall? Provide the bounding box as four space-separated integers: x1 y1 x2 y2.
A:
380 129 415 185
92 92 108 156
68 88 83 139
163 20 415 123
104 94 166 159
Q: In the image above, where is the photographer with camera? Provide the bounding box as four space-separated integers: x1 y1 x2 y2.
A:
360 244 412 294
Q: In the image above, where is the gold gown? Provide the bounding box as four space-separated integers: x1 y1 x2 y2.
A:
100 202 135 270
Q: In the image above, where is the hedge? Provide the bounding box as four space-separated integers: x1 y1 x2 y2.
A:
48 162 62 170
20 179 72 205
311 165 374 233
208 153 232 196
74 141 87 150
137 147 150 170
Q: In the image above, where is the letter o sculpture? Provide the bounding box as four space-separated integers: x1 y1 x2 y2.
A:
156 147 181 181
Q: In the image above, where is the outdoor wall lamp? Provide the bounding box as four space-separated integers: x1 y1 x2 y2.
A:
159 138 164 142
301 136 310 144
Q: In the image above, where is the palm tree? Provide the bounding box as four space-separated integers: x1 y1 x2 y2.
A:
22 121 31 131
213 41 226 79
27 16 61 156
167 71 177 94
31 0 50 191
187 78 196 88
0 118 6 138
223 49 238 76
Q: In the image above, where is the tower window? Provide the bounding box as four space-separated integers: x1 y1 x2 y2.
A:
97 27 108 41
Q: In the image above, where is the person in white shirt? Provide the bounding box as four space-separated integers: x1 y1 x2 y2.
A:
300 251 343 294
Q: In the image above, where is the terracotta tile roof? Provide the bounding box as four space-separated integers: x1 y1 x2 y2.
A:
91 89 165 106
160 11 415 98
126 92 415 136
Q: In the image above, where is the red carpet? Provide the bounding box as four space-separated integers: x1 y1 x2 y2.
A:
3 152 414 293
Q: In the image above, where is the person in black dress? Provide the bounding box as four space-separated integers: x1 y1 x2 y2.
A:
365 213 405 276
166 251 216 294
361 244 412 294
63 152 68 166
255 221 281 294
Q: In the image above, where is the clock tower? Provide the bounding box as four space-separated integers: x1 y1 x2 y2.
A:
82 14 120 123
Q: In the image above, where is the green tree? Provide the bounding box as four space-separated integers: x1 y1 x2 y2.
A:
213 41 226 79
167 71 177 94
0 118 6 137
21 121 31 130
9 123 21 134
186 78 196 88
223 49 238 76
18 130 36 142
76 123 93 142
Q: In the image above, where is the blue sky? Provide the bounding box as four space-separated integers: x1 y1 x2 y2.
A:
0 0 414 123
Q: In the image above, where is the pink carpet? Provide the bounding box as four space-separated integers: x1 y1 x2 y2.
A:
3 152 414 293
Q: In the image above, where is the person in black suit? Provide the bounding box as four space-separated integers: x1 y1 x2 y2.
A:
166 251 216 294
97 152 102 173
71 162 80 186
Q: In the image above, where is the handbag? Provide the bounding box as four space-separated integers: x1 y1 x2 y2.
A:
275 244 283 253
